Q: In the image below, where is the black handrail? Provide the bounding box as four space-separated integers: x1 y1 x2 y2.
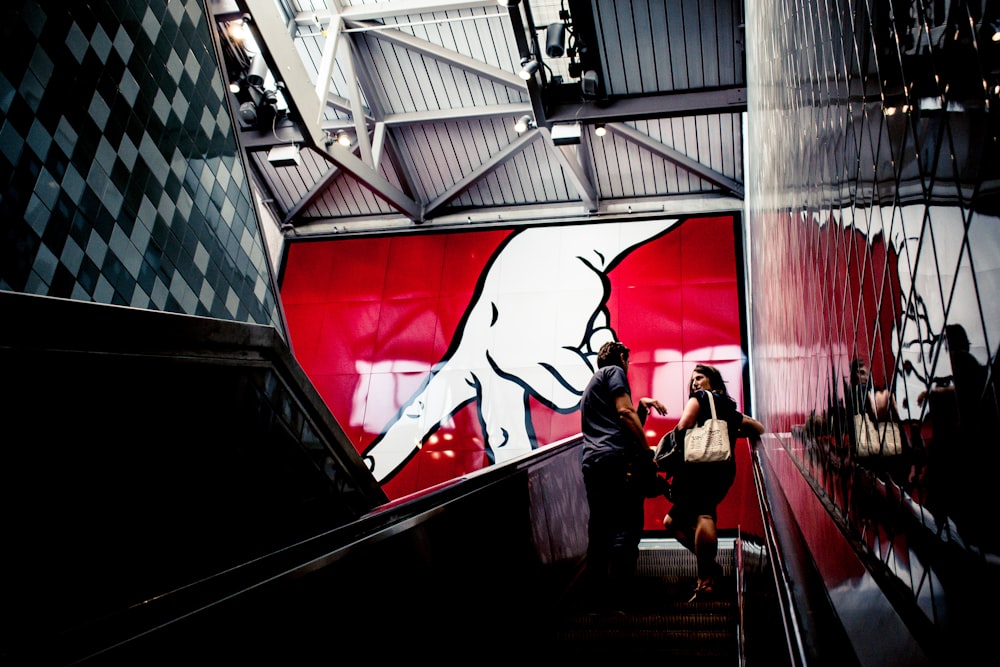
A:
750 436 808 667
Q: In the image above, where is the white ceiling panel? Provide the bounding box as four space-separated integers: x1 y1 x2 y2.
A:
212 0 746 233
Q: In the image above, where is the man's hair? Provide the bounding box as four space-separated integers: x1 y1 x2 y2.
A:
693 363 727 395
597 341 629 369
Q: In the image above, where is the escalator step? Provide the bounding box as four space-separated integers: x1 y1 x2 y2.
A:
536 539 739 661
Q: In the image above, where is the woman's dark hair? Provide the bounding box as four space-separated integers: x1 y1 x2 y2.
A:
693 363 727 395
597 341 629 369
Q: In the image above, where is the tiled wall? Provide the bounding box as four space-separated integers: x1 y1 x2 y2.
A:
746 0 1000 627
0 0 281 327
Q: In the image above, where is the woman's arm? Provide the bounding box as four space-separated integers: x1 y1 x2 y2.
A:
739 414 765 436
674 396 701 430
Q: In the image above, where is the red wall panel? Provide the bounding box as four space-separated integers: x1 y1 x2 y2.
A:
281 216 758 533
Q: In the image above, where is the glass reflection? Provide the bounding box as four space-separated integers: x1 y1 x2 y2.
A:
747 0 1000 638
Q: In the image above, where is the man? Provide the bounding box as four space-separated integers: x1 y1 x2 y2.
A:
580 340 667 611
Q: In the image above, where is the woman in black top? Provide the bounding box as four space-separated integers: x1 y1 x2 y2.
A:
663 364 764 601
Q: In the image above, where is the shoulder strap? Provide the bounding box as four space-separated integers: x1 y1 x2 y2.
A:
706 391 718 420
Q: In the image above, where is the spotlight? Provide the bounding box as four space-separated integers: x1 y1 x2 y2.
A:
518 57 539 80
247 53 268 87
336 130 352 147
545 22 566 58
228 18 251 42
514 114 533 133
229 80 241 94
594 123 607 137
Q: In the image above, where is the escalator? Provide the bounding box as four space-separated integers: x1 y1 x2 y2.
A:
1 293 795 664
536 538 740 662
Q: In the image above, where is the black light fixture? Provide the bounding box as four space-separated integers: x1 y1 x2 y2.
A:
238 101 257 125
545 22 566 57
594 123 607 137
336 130 352 147
518 57 539 80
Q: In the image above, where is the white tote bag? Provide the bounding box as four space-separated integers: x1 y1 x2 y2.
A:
684 391 732 463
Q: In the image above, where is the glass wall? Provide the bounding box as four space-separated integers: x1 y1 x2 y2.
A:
746 0 1000 628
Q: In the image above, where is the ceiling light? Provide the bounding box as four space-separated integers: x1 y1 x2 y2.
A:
594 123 607 137
518 58 539 80
336 130 352 147
514 114 533 133
229 81 241 94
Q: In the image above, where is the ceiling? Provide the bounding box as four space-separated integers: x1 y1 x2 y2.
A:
209 0 747 236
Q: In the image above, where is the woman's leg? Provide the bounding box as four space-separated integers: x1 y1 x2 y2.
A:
693 514 720 587
662 512 695 554
692 514 722 599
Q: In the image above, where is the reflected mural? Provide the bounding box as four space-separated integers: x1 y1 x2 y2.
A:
746 0 1000 640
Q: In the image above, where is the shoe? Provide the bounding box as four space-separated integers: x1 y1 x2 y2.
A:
686 577 715 603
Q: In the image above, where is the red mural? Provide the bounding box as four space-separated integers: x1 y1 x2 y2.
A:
281 216 758 533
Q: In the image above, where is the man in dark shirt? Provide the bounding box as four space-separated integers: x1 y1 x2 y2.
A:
580 340 666 611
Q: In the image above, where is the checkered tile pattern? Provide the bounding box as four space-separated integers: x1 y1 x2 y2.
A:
0 0 280 327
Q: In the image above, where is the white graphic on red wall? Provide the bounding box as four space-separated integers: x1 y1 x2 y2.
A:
281 214 747 513
362 220 679 482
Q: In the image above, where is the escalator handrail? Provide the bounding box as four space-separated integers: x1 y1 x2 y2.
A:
60 435 584 663
750 436 809 667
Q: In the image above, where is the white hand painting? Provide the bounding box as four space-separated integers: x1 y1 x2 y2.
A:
362 219 678 482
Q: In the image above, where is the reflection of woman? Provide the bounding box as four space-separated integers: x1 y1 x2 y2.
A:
846 358 912 488
662 364 764 602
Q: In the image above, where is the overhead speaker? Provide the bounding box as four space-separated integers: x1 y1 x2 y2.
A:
551 122 581 145
581 69 599 96
267 145 301 168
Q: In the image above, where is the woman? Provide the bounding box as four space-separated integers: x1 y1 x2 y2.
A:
663 364 764 601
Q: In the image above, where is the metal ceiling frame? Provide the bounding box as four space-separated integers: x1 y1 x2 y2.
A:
214 0 747 233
